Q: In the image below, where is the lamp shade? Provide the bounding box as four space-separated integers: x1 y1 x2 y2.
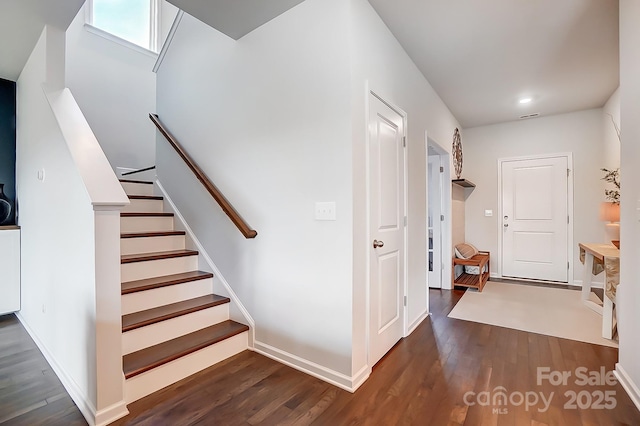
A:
600 202 620 223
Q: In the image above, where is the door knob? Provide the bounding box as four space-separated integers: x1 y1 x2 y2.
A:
504 224 509 228
373 239 384 248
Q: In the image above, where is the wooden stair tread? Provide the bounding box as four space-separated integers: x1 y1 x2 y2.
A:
121 249 198 264
128 195 163 200
121 212 174 217
120 179 153 185
122 271 213 294
123 320 249 379
122 294 230 332
121 231 186 239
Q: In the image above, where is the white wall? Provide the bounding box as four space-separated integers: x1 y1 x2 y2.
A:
65 4 157 170
155 0 460 388
603 88 620 171
17 25 129 425
160 1 180 46
17 26 99 417
617 0 640 410
156 0 355 384
462 109 605 284
348 0 460 377
601 89 621 243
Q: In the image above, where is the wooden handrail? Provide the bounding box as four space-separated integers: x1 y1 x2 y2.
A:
149 114 257 239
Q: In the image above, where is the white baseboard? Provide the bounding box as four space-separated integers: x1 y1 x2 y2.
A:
351 365 370 392
489 273 603 289
573 279 604 289
407 309 429 335
253 340 367 393
155 180 256 347
615 363 640 413
94 400 129 426
16 313 104 426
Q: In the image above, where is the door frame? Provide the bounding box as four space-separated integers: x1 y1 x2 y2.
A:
427 154 443 289
497 152 574 283
426 137 452 290
365 88 409 367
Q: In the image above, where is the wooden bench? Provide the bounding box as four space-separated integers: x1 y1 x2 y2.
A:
452 251 490 292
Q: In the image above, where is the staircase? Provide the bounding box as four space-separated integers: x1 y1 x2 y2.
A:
119 178 249 403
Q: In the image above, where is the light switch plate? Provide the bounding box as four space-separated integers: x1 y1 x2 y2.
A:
315 202 336 221
485 209 493 217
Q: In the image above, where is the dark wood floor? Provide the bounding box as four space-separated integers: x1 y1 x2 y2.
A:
4 289 640 425
0 315 87 425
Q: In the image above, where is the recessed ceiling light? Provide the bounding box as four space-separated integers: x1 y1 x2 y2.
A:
519 97 532 104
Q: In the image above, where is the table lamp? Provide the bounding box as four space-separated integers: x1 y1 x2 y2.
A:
600 202 620 247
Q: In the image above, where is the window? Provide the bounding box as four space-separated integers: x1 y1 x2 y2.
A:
88 0 159 52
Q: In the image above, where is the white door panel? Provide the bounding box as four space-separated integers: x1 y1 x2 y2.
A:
502 156 568 282
378 251 400 332
369 94 405 366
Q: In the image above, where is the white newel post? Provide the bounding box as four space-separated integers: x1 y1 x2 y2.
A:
94 205 129 426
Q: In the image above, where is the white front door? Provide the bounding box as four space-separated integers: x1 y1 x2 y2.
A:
501 156 569 282
428 155 442 289
368 93 405 366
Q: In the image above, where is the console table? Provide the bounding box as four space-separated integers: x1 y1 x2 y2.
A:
578 242 619 339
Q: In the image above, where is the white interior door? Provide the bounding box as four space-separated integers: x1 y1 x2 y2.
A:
428 155 442 289
501 156 569 282
369 93 405 366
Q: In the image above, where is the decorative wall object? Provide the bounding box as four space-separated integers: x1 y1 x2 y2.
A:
452 128 463 179
0 183 11 225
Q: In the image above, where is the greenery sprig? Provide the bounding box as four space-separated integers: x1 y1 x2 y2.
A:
601 168 620 204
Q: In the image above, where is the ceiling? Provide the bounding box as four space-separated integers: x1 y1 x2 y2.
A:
0 0 84 81
166 0 306 40
0 0 619 128
368 0 619 128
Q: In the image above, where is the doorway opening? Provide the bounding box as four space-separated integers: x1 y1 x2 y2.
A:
427 139 452 290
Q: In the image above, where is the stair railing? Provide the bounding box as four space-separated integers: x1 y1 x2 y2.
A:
149 113 258 239
122 165 156 176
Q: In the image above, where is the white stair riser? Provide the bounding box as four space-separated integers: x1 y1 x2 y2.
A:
121 235 185 256
121 216 174 233
122 278 213 315
121 182 155 196
122 199 164 213
124 332 248 403
121 256 198 282
123 304 230 355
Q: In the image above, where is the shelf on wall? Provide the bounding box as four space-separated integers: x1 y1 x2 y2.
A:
452 179 476 188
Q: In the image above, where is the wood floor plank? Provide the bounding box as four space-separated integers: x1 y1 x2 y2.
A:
0 314 88 425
